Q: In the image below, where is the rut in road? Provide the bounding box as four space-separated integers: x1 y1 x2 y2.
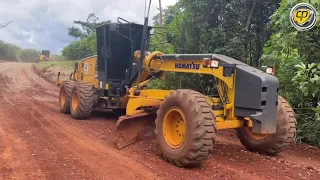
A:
0 62 320 180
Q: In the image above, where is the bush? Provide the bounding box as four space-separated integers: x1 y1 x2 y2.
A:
0 40 21 61
19 49 41 63
0 40 40 62
292 63 320 146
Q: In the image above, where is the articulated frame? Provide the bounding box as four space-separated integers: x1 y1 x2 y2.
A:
125 51 252 130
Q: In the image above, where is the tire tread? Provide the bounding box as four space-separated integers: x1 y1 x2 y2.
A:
155 89 217 167
70 82 93 119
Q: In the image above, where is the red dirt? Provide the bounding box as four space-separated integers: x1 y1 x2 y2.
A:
0 62 319 180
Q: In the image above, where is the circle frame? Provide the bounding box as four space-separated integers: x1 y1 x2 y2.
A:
289 3 317 31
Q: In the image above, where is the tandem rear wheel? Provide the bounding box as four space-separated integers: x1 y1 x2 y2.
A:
236 96 296 155
155 89 217 167
59 80 76 114
70 82 94 119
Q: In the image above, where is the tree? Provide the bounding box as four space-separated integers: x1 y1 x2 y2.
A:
68 13 110 39
0 21 13 28
291 62 320 145
148 0 320 146
261 0 320 146
62 38 94 60
149 0 280 93
86 32 97 53
19 49 41 63
0 40 40 62
62 14 110 59
0 40 21 61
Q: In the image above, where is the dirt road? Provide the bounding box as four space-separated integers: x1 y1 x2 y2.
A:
0 62 320 180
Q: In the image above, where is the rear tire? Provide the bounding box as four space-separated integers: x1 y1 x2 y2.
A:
236 96 296 155
59 80 75 114
70 82 93 119
155 89 216 167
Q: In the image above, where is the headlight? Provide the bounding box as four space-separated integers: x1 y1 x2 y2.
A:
202 58 219 68
266 67 274 74
210 60 219 68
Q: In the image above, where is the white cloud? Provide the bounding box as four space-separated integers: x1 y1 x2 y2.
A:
0 0 178 54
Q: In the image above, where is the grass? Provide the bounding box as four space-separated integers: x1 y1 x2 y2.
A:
35 60 78 82
35 60 78 71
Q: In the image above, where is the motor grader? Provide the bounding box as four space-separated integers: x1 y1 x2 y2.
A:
57 17 296 167
38 50 51 62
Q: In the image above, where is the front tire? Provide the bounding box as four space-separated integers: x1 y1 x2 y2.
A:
155 89 216 167
236 96 296 155
70 82 93 119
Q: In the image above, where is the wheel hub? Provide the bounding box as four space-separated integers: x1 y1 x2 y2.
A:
60 89 66 107
244 127 269 141
72 91 79 111
163 107 187 149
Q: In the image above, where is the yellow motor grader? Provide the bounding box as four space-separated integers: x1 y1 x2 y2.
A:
56 11 296 167
38 50 51 62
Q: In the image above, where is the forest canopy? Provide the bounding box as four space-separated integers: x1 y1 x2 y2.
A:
148 0 320 146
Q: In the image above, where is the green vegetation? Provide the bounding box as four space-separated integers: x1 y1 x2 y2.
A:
35 60 78 82
35 60 77 71
19 49 42 62
151 0 320 146
61 13 107 60
0 40 41 62
68 13 110 39
50 54 67 61
0 40 64 63
261 0 320 145
61 36 95 60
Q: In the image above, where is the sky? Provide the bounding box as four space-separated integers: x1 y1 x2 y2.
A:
0 0 177 54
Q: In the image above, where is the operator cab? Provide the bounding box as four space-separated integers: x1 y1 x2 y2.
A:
96 22 152 98
127 50 151 80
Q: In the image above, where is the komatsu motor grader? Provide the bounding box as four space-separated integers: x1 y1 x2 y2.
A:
57 15 296 167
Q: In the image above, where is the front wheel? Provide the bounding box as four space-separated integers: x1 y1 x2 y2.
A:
236 96 296 155
155 89 216 167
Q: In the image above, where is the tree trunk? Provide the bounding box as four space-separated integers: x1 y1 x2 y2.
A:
245 0 256 32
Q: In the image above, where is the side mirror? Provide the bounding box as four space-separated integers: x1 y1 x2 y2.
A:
167 34 173 43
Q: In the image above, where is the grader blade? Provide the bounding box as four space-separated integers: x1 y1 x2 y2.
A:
115 112 156 149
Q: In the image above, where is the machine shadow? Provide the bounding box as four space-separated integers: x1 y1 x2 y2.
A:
90 109 119 122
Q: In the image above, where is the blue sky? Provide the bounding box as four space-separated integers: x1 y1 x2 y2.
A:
0 0 177 54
